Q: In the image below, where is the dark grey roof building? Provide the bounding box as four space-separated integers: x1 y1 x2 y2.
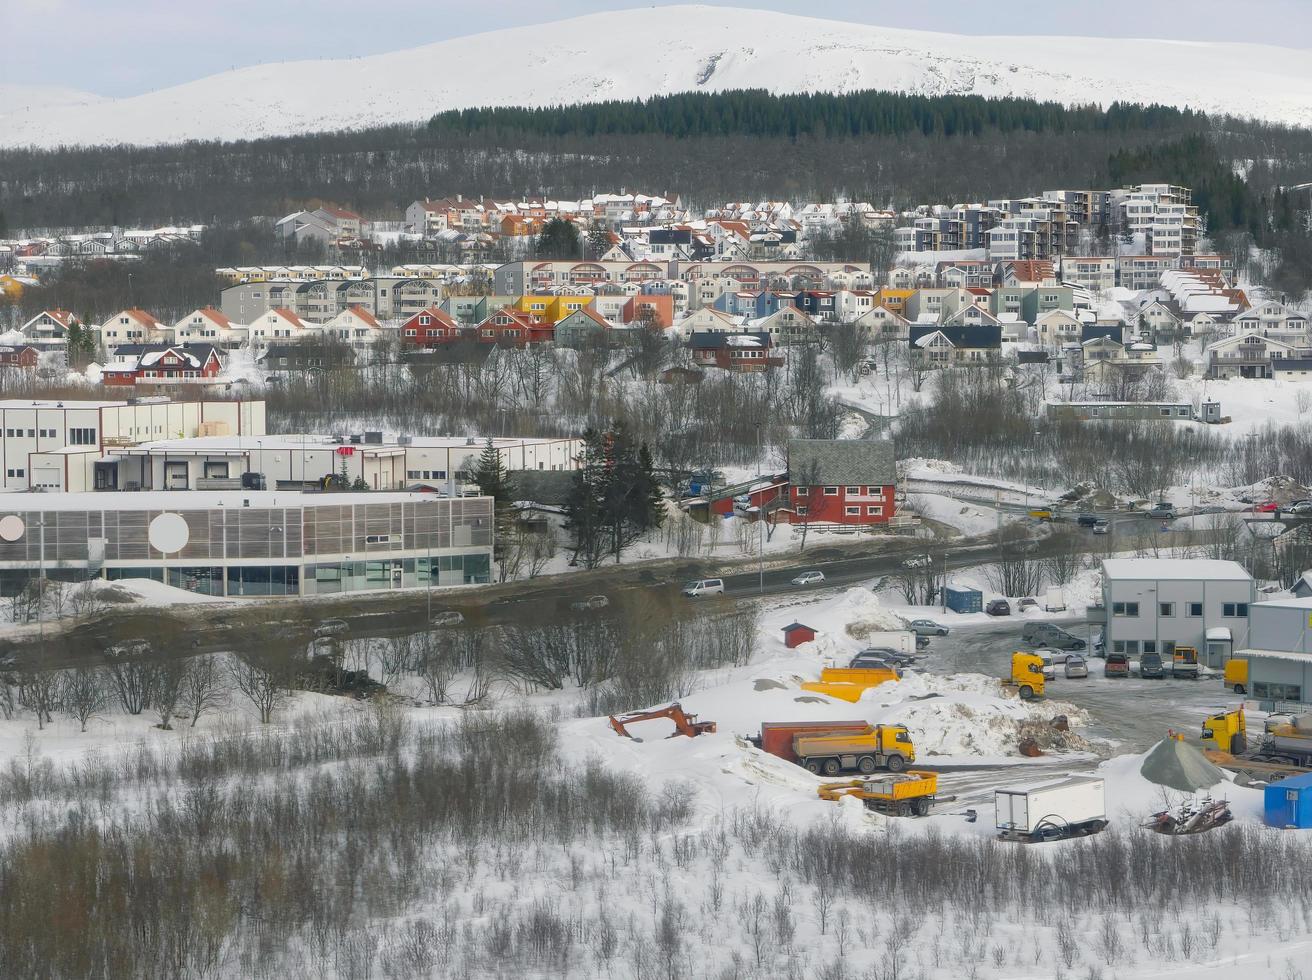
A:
787 438 896 486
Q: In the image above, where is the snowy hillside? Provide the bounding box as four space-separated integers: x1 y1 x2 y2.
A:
5 5 1312 149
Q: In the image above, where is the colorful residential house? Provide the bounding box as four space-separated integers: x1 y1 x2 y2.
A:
874 288 915 317
795 289 838 321
248 307 309 346
555 307 619 349
0 344 40 369
321 305 384 348
622 293 673 328
1036 309 1082 349
680 307 747 336
400 306 466 348
101 343 225 387
98 309 171 348
786 438 896 526
753 306 818 345
909 325 1003 366
173 307 240 347
475 308 554 346
688 331 780 372
514 295 592 323
852 304 910 340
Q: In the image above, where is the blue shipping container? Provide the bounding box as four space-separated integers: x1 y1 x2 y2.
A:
944 586 983 614
1264 772 1312 829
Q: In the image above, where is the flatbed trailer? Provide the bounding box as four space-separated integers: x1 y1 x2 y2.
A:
1203 748 1311 783
817 770 955 816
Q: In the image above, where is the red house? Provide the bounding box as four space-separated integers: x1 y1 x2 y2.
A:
782 622 817 649
475 308 554 346
400 306 466 348
786 438 897 527
0 344 39 368
688 331 782 372
101 343 224 387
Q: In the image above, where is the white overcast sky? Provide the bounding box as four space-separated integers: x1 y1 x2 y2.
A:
7 0 1311 97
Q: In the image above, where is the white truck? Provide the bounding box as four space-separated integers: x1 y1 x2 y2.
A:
860 630 918 655
1043 587 1066 612
995 775 1107 843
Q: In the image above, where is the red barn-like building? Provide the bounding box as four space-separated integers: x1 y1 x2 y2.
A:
786 438 897 527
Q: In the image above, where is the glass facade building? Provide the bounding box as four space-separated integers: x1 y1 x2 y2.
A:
0 491 493 598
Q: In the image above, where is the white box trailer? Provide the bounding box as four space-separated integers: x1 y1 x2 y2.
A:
995 775 1107 843
861 631 917 655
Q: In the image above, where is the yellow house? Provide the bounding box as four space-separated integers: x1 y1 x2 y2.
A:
514 295 593 322
0 275 35 301
875 288 914 317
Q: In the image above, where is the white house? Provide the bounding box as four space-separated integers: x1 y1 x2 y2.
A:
98 309 172 348
1205 331 1298 380
248 308 309 346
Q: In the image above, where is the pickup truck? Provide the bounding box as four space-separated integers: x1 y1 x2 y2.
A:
1105 653 1130 678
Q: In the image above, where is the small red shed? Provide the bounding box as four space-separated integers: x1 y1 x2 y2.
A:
782 622 817 649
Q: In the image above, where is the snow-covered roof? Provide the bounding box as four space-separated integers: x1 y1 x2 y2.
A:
1235 648 1312 664
1102 558 1252 582
1251 596 1312 610
0 489 460 512
1205 627 1232 641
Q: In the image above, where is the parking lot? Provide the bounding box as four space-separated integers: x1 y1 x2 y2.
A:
917 617 1237 753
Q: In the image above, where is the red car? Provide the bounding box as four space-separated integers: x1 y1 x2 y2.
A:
1253 500 1279 513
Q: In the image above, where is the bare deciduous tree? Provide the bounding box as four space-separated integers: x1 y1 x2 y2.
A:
182 655 228 727
60 666 109 733
228 655 286 725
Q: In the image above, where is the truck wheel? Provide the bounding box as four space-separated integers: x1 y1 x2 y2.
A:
822 759 841 776
804 760 820 775
1019 685 1034 700
857 756 877 774
912 797 931 817
898 802 911 816
886 755 906 773
1234 684 1246 695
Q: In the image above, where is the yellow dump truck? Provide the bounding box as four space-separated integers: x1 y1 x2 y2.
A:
1201 706 1312 781
1003 651 1046 700
793 723 916 776
800 665 899 703
817 770 950 816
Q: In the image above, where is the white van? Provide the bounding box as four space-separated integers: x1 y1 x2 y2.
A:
682 578 725 597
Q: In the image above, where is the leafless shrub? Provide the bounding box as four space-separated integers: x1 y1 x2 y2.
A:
59 666 109 733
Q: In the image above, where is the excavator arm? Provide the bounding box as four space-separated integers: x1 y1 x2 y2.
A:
609 702 716 739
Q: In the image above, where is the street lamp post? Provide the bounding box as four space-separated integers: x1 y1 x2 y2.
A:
756 422 764 595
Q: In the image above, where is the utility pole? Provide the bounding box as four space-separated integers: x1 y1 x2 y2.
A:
756 422 764 595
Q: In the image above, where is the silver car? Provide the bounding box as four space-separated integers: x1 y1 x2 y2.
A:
1064 655 1089 679
791 570 825 586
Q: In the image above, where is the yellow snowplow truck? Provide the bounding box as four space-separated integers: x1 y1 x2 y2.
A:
1004 652 1046 700
793 724 916 776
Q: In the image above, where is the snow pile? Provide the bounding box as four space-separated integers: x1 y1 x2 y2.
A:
1139 736 1227 793
907 491 1006 536
828 587 907 640
84 362 103 384
898 457 962 478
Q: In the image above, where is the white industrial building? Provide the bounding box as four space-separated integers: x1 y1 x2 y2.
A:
0 491 492 598
1100 558 1255 664
1236 596 1312 707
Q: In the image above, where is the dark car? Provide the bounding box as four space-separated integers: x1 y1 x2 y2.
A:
1021 622 1086 651
1077 514 1100 528
1139 652 1165 679
1105 653 1130 678
986 599 1012 616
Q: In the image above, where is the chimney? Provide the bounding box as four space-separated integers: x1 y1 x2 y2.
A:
457 193 462 202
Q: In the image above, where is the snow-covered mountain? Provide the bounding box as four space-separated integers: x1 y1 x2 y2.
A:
5 5 1312 149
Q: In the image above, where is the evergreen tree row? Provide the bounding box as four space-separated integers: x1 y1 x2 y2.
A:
563 425 665 569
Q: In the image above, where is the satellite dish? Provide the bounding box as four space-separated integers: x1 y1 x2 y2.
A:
0 515 24 542
148 512 189 554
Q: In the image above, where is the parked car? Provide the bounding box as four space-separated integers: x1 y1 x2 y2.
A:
915 635 932 650
849 653 902 676
791 570 826 586
1105 653 1130 678
1076 514 1100 528
1092 518 1110 535
314 619 348 638
1253 500 1279 513
682 579 724 597
985 599 1011 616
857 647 918 668
907 619 949 637
1064 655 1089 679
1035 650 1056 679
571 595 610 611
430 610 465 627
902 555 930 569
1033 646 1071 665
1092 631 1105 655
1021 622 1086 651
1289 500 1312 515
1146 504 1176 520
1017 597 1039 612
1139 652 1165 679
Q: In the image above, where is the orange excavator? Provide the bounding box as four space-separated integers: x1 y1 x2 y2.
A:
609 703 716 740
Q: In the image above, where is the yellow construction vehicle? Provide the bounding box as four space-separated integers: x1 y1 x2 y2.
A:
817 769 952 816
800 665 899 703
1003 652 1046 700
1172 646 1201 679
1201 706 1247 754
793 723 915 776
1223 659 1248 695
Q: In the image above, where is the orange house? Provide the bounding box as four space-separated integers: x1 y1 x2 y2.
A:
623 294 673 328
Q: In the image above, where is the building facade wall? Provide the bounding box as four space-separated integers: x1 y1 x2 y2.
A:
1102 576 1254 654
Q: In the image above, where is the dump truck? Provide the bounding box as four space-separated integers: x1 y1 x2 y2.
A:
1172 646 1201 679
995 775 1108 843
752 720 870 764
792 724 915 776
817 770 954 816
800 665 899 703
1201 706 1312 781
1001 651 1046 700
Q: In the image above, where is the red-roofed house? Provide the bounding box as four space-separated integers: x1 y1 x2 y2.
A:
98 309 170 347
173 307 235 345
400 306 466 348
19 309 83 350
102 344 225 387
322 305 384 347
475 308 553 346
249 307 309 346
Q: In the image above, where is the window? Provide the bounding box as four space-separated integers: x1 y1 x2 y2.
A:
867 506 883 516
1187 602 1203 617
795 506 808 516
1112 601 1139 617
1142 640 1157 654
846 486 861 495
1223 602 1249 618
823 487 838 496
1124 640 1140 655
1159 602 1174 618
845 506 860 516
68 427 96 445
407 470 420 479
1113 640 1126 654
1253 681 1302 702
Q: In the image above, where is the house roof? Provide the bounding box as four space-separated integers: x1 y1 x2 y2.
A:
689 331 770 350
1101 558 1251 582
787 438 896 487
908 325 1002 348
268 307 307 329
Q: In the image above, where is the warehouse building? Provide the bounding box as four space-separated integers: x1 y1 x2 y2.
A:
1237 596 1312 707
0 491 492 597
1100 558 1255 664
